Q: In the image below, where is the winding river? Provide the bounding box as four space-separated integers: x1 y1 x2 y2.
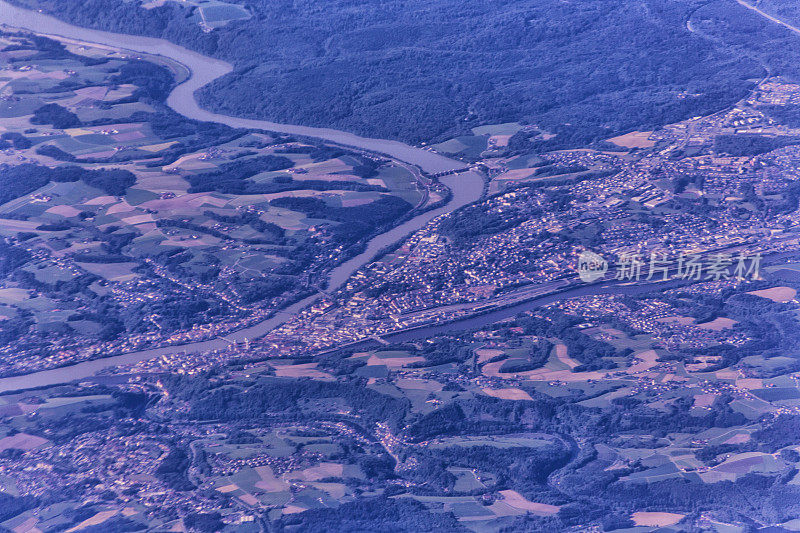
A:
0 1 465 174
0 1 485 391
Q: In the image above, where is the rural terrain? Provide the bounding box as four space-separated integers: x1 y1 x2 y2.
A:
1 1 800 533
0 30 439 378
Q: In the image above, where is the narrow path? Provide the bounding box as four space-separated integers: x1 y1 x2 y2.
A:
736 0 800 35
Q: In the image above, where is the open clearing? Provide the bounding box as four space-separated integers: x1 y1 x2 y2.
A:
272 362 333 379
747 286 796 302
0 433 48 451
497 490 559 515
607 131 656 148
631 511 685 527
482 387 534 401
697 317 738 330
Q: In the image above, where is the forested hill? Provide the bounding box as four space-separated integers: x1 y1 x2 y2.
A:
14 0 800 144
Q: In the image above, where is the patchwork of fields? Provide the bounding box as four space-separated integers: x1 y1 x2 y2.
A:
0 30 425 376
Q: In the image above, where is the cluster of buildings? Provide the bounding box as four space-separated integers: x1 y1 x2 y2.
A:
253 84 800 356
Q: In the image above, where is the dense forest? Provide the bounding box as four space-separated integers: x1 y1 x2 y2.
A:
186 154 387 195
0 163 136 203
16 0 781 145
269 195 413 243
275 497 467 532
714 134 800 156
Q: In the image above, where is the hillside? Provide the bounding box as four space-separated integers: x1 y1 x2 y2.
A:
13 0 782 144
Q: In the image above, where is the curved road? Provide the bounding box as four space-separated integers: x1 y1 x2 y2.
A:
0 2 485 391
735 0 800 36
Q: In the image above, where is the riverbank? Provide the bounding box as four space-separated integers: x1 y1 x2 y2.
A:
0 1 465 174
0 1 485 391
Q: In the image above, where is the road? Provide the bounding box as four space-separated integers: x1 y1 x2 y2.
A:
736 0 800 36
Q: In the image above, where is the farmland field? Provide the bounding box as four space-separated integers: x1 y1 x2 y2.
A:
0 30 425 377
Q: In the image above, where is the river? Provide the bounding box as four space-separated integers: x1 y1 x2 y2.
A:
341 279 690 352
0 1 465 174
0 1 488 392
